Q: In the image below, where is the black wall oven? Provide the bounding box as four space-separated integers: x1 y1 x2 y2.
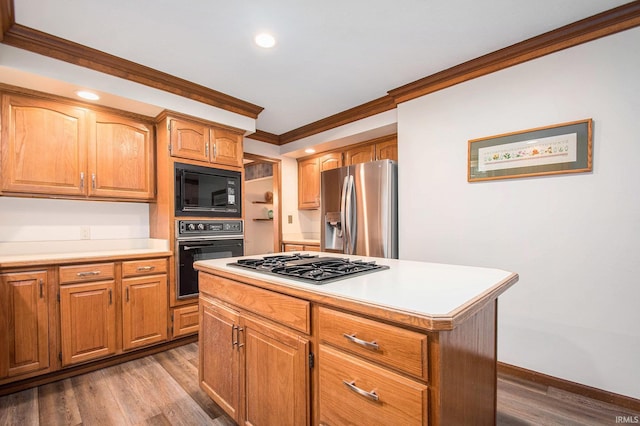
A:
176 220 244 299
175 162 242 217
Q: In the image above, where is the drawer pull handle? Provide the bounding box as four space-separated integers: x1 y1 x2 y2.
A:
136 266 155 271
343 380 379 402
343 333 380 351
77 271 101 277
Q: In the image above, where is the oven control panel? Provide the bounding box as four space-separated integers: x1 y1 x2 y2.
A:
177 220 243 237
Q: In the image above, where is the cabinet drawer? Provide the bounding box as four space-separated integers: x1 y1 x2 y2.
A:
318 344 427 426
318 307 428 380
59 263 115 284
172 304 199 338
199 273 310 334
122 258 167 277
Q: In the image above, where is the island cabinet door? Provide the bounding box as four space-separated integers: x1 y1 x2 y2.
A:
199 297 241 423
241 315 310 426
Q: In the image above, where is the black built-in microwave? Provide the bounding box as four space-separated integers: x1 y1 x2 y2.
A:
175 162 241 217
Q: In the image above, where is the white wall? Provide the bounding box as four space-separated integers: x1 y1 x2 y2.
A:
0 197 149 241
398 27 640 398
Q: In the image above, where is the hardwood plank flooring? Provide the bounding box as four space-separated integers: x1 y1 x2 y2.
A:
1 343 638 425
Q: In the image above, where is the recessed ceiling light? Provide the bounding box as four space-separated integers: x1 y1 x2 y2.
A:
76 90 100 101
304 148 316 154
254 33 276 48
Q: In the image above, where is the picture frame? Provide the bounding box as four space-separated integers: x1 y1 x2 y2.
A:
468 119 593 182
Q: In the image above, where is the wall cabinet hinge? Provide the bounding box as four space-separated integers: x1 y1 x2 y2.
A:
309 352 314 369
57 293 60 302
168 143 172 153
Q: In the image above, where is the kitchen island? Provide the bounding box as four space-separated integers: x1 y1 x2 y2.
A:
194 253 518 426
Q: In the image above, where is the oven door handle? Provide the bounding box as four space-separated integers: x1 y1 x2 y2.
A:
182 244 217 250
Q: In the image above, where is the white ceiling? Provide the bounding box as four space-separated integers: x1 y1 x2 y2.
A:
8 0 632 135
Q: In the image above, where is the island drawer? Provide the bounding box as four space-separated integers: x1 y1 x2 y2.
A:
318 307 428 380
318 344 427 426
199 273 310 334
122 258 167 277
59 262 115 284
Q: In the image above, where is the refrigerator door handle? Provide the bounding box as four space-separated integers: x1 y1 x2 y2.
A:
347 175 358 254
341 175 350 254
345 175 356 255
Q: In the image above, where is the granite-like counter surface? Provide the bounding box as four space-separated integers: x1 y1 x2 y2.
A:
0 239 171 268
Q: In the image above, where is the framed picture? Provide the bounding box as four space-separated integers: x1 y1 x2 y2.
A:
468 119 593 182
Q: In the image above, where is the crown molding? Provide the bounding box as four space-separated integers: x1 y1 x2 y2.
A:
2 0 639 144
388 1 640 104
0 0 12 41
0 4 263 119
246 129 281 145
278 95 396 145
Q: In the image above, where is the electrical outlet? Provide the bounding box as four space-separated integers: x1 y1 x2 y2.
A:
80 226 91 240
288 215 293 224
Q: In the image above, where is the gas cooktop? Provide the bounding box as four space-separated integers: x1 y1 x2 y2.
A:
227 254 389 284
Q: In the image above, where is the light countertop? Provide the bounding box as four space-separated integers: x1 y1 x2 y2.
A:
0 239 171 268
194 252 518 330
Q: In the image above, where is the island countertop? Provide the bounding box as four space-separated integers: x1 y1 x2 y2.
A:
194 252 518 331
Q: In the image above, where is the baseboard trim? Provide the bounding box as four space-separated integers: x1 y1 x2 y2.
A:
498 362 640 412
0 335 198 397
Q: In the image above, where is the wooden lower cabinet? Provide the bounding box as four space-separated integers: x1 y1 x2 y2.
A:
197 269 501 425
171 304 199 338
122 274 168 351
318 344 427 426
0 270 50 380
60 280 117 366
59 258 169 366
199 293 310 426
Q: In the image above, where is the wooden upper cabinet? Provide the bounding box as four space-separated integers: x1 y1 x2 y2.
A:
169 117 210 162
1 92 155 202
168 115 244 167
0 270 50 379
298 157 320 210
211 128 243 167
1 94 88 196
376 137 398 161
319 152 342 172
89 111 155 200
344 143 375 166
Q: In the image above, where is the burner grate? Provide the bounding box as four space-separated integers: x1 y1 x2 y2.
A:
229 254 388 284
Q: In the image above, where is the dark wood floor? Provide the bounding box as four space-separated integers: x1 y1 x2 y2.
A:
1 343 637 425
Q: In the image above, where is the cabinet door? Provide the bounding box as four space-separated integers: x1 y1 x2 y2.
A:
1 94 87 196
199 297 241 422
88 112 155 200
319 152 342 172
169 118 210 162
122 275 168 351
0 271 49 378
376 139 398 161
344 143 375 165
60 281 117 366
298 157 320 210
242 316 310 426
211 128 243 167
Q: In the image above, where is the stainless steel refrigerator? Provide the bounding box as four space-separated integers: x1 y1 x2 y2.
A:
321 159 398 258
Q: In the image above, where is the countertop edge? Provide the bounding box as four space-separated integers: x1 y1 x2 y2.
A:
194 262 519 332
0 249 173 269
